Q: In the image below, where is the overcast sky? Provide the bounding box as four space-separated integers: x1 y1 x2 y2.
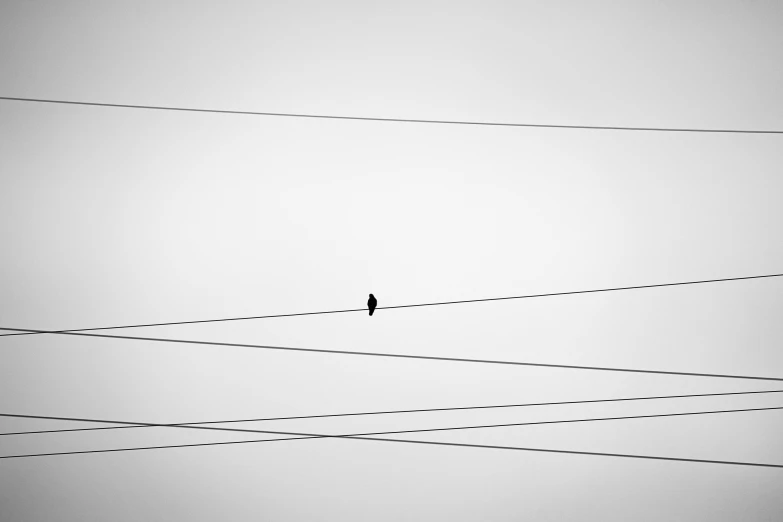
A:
1 1 783 521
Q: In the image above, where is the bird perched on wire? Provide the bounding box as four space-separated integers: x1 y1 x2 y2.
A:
367 294 377 316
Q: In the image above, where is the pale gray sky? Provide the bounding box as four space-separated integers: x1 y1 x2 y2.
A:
1 1 782 521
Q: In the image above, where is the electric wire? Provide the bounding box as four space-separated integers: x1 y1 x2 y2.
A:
2 406 782 468
3 406 782 438
3 388 782 437
2 96 783 134
1 327 782 382
2 273 780 338
5 436 781 468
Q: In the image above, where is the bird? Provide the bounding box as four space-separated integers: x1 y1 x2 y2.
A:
367 294 377 316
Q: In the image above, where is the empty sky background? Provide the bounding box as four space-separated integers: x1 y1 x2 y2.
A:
1 1 783 520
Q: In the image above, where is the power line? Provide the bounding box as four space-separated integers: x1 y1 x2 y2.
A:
2 96 783 134
5 388 783 437
1 272 780 338
3 406 781 438
2 326 782 382
5 436 781 468
2 407 782 468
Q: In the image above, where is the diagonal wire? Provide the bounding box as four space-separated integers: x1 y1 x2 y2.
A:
2 273 781 338
3 388 782 437
4 436 782 468
3 96 783 134
2 406 782 467
3 405 781 439
1 327 782 382
3 406 782 438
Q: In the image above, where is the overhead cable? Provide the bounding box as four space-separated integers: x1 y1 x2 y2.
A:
1 272 780 338
2 406 782 468
3 405 782 438
2 96 783 134
4 388 782 437
1 327 782 382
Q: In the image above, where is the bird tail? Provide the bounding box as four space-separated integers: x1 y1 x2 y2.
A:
369 309 374 316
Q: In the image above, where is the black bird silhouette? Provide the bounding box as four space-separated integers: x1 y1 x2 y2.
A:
367 294 377 316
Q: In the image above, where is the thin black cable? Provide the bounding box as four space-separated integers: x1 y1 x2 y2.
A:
2 407 782 468
2 273 781 338
5 388 783 437
4 437 782 468
1 327 782 382
2 96 783 134
2 406 782 438
3 405 781 438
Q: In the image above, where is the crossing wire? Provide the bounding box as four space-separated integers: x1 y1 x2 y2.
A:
2 326 783 383
3 388 782 437
2 96 783 134
2 406 782 468
1 273 781 338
